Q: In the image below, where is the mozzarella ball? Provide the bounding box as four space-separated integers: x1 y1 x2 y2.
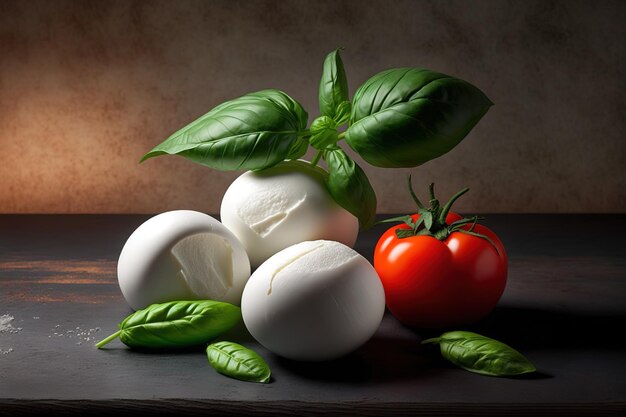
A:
220 160 359 268
241 240 385 361
118 210 250 310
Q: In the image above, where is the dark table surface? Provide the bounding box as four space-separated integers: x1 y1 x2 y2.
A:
1 214 625 416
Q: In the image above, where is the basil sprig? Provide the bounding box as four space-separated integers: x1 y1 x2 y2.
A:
142 49 491 229
422 331 536 377
95 300 241 349
207 341 271 383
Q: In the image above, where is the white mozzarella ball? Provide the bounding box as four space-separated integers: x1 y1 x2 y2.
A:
118 210 250 310
220 160 359 268
241 240 385 361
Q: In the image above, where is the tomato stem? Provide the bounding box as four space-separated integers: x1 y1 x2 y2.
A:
382 176 501 255
439 187 470 225
408 175 425 209
428 183 436 202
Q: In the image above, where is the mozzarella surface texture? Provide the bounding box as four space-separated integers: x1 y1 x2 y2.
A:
220 160 359 268
241 240 385 361
118 210 250 310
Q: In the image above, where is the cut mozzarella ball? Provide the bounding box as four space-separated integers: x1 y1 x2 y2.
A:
118 210 250 310
241 240 385 361
220 160 359 268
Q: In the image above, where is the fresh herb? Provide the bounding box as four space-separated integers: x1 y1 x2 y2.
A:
324 147 377 229
206 341 271 383
95 300 241 349
142 49 491 229
347 68 492 168
140 90 309 171
422 331 536 377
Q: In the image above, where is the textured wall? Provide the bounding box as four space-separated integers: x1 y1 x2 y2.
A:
0 0 624 214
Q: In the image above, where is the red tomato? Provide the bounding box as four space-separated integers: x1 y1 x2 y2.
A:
374 212 507 328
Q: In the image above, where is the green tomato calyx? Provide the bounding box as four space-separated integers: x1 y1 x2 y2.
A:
378 176 499 253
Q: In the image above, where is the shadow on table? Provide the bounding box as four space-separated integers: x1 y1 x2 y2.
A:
275 335 443 383
277 306 625 383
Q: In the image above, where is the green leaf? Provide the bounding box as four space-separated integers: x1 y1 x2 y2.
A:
346 68 492 168
141 89 308 171
333 101 351 125
324 147 377 230
423 331 536 377
286 136 309 161
207 341 271 383
319 49 350 122
95 300 241 349
309 115 338 150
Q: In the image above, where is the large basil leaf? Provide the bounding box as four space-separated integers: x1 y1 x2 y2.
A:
422 331 536 376
346 68 492 168
141 89 308 171
95 300 241 349
207 341 271 383
319 49 350 123
324 147 377 230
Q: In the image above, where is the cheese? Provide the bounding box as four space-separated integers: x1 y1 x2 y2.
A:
117 210 250 310
241 240 385 361
220 160 359 268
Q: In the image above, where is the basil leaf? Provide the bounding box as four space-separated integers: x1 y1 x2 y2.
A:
346 68 492 168
309 115 338 150
286 136 309 161
423 331 536 377
141 89 308 171
207 341 271 383
319 49 349 122
95 300 241 349
324 147 377 230
333 101 351 125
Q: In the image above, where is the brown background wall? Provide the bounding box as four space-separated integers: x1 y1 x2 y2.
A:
0 0 624 214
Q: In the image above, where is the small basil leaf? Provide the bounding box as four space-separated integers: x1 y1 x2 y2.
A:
334 100 351 125
423 331 536 377
324 147 377 230
310 115 338 150
311 115 337 132
141 89 308 171
207 341 271 383
346 68 492 168
311 130 339 151
319 49 349 121
286 136 309 161
95 300 241 349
